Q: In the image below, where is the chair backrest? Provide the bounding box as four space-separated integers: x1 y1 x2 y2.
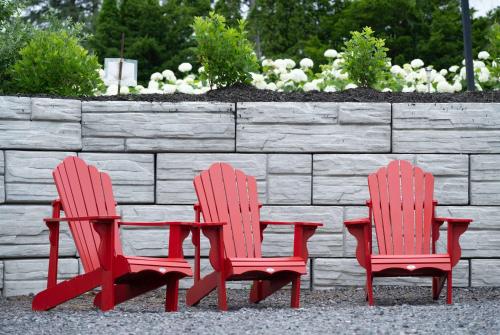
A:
53 156 122 273
193 162 262 259
368 160 435 255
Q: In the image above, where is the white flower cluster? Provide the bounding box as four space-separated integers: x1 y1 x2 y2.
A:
101 50 498 95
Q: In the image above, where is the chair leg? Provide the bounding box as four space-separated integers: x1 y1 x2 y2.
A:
186 271 218 307
217 272 228 311
165 277 179 312
447 271 453 304
366 273 374 306
291 275 301 308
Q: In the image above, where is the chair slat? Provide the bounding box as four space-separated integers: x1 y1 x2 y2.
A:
208 164 237 258
423 173 434 254
221 163 247 258
400 161 415 254
414 167 425 254
236 170 255 257
377 167 393 254
387 161 404 254
368 174 386 254
246 175 262 258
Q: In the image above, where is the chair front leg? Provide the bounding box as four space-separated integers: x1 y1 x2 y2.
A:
92 219 117 311
47 200 62 289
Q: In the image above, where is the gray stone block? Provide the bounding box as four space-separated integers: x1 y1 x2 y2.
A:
82 137 126 152
82 102 235 152
459 230 500 257
0 96 31 120
260 205 343 234
0 120 82 150
82 101 153 113
393 103 500 153
313 154 468 205
156 153 267 204
262 232 343 257
0 151 4 203
471 155 500 205
338 103 391 124
471 259 500 286
0 261 3 289
0 205 76 258
31 98 81 122
237 102 390 152
313 258 468 288
5 151 76 202
267 154 312 204
436 206 500 230
3 258 78 296
78 153 154 203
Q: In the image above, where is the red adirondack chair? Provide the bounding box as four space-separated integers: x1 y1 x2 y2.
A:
32 156 193 312
186 162 322 310
344 160 472 305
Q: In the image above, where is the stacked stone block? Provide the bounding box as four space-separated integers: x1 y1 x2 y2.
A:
0 97 499 296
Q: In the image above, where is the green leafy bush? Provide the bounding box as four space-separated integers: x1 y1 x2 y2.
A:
342 27 389 88
10 30 103 96
192 12 258 88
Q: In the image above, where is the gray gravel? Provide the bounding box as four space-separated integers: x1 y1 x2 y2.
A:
1 287 499 334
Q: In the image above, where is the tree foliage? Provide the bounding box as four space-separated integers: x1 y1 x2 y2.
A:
92 0 210 83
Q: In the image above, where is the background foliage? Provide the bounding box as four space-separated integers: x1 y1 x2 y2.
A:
1 0 499 87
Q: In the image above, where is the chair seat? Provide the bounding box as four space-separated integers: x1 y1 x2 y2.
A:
226 257 307 277
125 256 192 276
371 254 451 273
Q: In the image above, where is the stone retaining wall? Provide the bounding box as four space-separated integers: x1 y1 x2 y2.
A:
0 96 499 296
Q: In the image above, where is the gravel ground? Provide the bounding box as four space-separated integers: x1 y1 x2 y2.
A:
1 286 499 334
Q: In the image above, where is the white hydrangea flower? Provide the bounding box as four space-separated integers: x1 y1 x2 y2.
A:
478 67 490 83
162 70 176 82
177 82 194 94
416 83 428 93
198 66 205 74
150 72 163 81
381 88 392 92
148 80 160 90
402 86 415 93
324 49 338 58
449 65 459 73
254 81 267 90
345 83 358 89
266 83 277 91
184 75 195 84
474 60 486 69
285 59 296 69
289 69 308 82
119 86 129 94
410 59 424 69
135 85 145 92
303 82 319 92
105 84 118 95
333 58 344 67
163 84 176 94
178 63 192 73
390 65 403 75
262 59 274 67
439 69 448 76
403 63 412 72
324 86 337 92
436 81 454 93
452 81 462 92
274 59 287 70
299 58 314 69
478 51 490 60
98 69 105 79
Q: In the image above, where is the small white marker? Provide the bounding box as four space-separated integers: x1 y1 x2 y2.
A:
266 267 275 273
159 267 167 273
407 265 416 271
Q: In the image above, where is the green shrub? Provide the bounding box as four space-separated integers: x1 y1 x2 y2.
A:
10 30 103 96
342 27 389 88
192 12 258 88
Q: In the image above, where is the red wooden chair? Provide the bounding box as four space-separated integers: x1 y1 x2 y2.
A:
186 162 322 310
345 160 472 305
32 156 193 312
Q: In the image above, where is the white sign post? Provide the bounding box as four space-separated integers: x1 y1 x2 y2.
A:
103 58 138 89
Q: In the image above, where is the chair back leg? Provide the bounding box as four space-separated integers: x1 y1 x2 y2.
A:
290 275 301 308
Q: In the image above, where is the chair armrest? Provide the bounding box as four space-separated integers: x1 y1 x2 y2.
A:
192 222 226 228
434 217 472 267
260 221 323 227
44 215 121 223
118 221 195 227
344 217 371 269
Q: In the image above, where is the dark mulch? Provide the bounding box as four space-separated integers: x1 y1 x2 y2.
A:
4 85 500 103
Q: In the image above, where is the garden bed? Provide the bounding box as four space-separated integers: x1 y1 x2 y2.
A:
4 85 500 103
